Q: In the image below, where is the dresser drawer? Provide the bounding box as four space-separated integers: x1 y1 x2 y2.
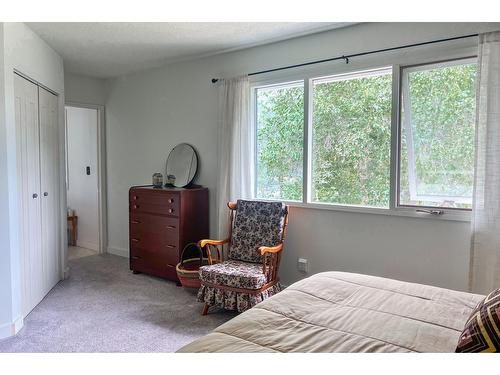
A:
129 232 179 255
130 254 177 280
129 190 179 216
130 246 179 267
130 213 179 238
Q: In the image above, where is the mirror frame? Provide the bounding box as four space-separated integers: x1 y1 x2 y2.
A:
165 143 199 188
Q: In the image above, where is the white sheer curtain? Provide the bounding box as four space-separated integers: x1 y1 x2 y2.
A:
470 31 500 294
216 76 254 239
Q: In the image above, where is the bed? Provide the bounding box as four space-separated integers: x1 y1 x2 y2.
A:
177 271 483 352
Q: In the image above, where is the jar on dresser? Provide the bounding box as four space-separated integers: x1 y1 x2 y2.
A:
128 185 209 283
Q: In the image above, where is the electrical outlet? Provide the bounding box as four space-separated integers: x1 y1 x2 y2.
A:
297 258 308 273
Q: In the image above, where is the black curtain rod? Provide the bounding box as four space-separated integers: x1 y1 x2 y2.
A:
211 33 478 83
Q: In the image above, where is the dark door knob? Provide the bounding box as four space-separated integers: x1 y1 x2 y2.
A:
32 193 38 199
43 192 48 197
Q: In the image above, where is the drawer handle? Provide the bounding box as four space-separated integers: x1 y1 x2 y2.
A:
131 238 140 242
131 220 142 224
133 196 139 200
168 208 174 214
166 264 175 268
168 198 174 203
131 256 141 260
166 244 176 248
133 205 140 209
166 225 176 229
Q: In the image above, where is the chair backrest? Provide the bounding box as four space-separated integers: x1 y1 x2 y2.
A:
228 199 288 263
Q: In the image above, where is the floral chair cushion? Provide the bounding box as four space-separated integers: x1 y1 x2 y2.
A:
228 200 287 263
197 283 281 313
199 260 267 289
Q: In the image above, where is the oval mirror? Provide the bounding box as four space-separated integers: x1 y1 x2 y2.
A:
166 143 198 187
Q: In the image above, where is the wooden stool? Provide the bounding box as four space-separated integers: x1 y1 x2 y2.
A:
67 215 78 246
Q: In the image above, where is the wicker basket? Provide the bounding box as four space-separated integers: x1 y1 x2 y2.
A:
176 243 209 288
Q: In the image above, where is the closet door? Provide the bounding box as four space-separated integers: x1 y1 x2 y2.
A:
14 74 43 316
39 87 60 291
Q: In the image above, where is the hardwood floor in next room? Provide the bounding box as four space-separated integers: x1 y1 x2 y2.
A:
0 252 235 352
68 246 98 260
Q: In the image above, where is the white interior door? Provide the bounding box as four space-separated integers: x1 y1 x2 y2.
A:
14 74 43 316
39 87 61 290
66 106 99 251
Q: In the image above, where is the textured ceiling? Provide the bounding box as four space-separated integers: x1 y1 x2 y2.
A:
27 22 355 78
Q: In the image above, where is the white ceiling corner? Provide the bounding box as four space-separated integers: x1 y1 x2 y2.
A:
27 22 357 78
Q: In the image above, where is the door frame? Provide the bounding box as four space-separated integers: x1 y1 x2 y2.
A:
64 102 107 254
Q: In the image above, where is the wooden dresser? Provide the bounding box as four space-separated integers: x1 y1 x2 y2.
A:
129 185 209 282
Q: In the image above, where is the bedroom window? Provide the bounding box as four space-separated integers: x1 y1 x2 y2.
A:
255 81 304 201
252 54 477 219
398 59 477 210
311 68 392 207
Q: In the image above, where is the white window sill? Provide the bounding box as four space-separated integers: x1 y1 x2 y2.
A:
254 199 471 222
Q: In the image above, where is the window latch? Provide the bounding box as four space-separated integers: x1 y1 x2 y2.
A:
416 209 444 216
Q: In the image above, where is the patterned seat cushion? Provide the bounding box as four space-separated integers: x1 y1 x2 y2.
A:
229 200 287 263
199 260 267 290
456 288 500 352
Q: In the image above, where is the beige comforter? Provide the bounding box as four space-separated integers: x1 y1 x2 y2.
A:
178 272 483 352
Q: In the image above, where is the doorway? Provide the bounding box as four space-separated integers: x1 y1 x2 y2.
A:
65 103 106 260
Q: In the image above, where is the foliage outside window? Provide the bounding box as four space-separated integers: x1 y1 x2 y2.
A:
399 60 477 209
311 68 392 207
256 82 304 201
253 57 477 215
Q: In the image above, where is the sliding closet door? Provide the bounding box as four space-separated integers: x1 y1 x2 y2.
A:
39 87 60 291
14 74 43 316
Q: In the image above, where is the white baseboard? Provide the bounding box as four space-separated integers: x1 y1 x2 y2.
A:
107 246 129 258
76 240 98 251
0 316 24 340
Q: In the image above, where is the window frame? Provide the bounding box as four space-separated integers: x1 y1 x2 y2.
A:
396 57 477 212
250 47 477 222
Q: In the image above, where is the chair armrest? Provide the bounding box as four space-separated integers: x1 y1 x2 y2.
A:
260 243 284 282
198 238 230 248
198 238 230 265
259 243 283 255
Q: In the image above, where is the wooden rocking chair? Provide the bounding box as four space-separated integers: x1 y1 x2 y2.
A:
197 200 289 315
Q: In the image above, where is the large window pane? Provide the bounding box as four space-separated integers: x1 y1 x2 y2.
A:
311 68 392 207
256 82 304 201
399 60 476 209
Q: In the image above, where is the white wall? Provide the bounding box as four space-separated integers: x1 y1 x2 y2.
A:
66 106 99 251
65 72 106 106
0 23 19 340
0 22 65 339
105 22 500 292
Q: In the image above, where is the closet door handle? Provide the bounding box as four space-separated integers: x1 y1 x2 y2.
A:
166 244 176 249
43 192 48 197
131 220 141 224
131 238 140 243
32 193 38 199
166 225 176 229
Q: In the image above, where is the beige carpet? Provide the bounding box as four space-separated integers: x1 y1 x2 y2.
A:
0 253 236 352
